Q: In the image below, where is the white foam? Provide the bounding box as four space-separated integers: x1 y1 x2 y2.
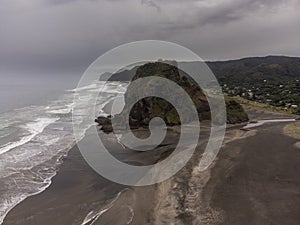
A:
81 209 110 225
44 137 60 146
47 103 74 114
67 83 99 92
126 206 134 225
81 189 128 225
0 118 59 155
0 194 27 225
0 80 130 225
115 134 126 149
0 170 57 225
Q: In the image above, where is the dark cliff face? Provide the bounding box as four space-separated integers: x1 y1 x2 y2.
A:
96 62 249 132
125 62 211 125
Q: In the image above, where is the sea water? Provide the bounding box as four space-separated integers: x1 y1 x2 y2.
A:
0 80 128 224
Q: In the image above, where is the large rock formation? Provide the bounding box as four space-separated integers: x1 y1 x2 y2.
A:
96 62 248 132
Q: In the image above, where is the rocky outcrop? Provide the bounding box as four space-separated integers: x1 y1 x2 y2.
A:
96 62 248 132
225 100 249 124
95 116 113 133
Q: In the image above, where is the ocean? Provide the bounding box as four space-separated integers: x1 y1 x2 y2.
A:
0 76 128 224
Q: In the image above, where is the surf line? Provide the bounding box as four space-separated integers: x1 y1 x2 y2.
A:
81 188 129 225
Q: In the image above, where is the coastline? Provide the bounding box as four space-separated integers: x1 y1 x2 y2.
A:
3 106 299 224
2 125 181 225
2 136 129 225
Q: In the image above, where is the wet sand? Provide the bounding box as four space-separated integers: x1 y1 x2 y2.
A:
2 123 195 225
3 107 300 225
204 108 300 225
2 127 164 225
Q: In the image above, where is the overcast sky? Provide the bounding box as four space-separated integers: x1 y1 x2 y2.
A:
1 0 300 77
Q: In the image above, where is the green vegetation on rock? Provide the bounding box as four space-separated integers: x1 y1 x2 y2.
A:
225 100 249 124
96 62 249 131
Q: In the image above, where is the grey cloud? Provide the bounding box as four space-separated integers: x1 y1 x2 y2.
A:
141 0 161 12
44 0 121 6
0 0 299 75
46 0 79 5
153 0 289 30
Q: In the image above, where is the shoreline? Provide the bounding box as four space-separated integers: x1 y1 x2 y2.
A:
2 106 299 225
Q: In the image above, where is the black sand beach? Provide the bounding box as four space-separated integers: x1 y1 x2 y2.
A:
3 106 300 225
2 129 160 225
208 122 300 225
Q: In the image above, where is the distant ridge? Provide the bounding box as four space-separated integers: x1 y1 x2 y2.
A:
104 55 300 82
206 55 300 63
206 55 300 84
